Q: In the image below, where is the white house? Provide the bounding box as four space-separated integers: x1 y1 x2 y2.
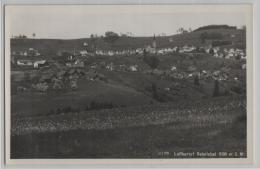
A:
33 60 46 68
145 45 156 54
129 65 138 72
80 50 88 56
242 64 246 69
17 60 33 66
106 63 114 71
171 66 177 71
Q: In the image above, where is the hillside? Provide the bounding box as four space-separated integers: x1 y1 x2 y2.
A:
10 27 246 56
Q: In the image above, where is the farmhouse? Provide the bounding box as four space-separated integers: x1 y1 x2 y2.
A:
108 51 115 56
106 62 114 71
117 64 127 71
171 66 177 71
129 65 138 72
70 80 78 90
80 50 88 56
28 48 41 57
73 59 84 67
145 45 156 54
179 45 196 53
17 60 33 66
242 64 246 69
33 60 47 68
52 78 63 90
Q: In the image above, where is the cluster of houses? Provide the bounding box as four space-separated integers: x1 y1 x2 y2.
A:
76 45 246 61
144 65 235 82
74 35 246 60
12 48 41 57
88 61 140 72
16 59 48 68
65 55 85 68
204 46 246 59
104 63 139 72
77 46 176 57
11 48 49 69
12 35 246 71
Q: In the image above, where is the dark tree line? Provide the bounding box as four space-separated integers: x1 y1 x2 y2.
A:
47 101 126 116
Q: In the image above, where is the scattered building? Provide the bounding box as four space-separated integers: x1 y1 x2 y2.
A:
129 65 138 72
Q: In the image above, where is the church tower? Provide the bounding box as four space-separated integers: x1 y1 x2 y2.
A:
152 34 157 49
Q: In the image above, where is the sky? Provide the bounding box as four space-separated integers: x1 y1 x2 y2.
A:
5 5 250 39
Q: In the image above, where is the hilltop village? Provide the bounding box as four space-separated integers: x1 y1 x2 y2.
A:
11 34 246 93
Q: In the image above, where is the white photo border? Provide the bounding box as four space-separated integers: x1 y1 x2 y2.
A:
1 0 259 168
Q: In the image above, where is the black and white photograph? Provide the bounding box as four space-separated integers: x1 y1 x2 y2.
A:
4 4 253 164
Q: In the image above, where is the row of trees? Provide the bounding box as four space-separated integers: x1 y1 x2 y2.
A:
12 33 36 39
88 31 121 44
176 27 192 34
47 101 126 116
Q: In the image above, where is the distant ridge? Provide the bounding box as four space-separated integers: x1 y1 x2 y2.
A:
193 25 237 32
11 25 245 55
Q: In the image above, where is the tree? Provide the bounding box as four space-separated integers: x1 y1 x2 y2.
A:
209 48 214 55
120 33 128 37
242 25 246 30
126 32 134 36
175 46 180 53
213 79 220 97
177 27 184 34
177 27 189 34
104 31 119 43
143 54 159 69
24 72 31 82
194 75 200 86
151 83 159 101
89 34 98 53
200 32 208 44
161 33 166 36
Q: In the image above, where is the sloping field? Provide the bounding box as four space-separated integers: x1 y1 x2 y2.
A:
11 79 154 117
12 96 245 135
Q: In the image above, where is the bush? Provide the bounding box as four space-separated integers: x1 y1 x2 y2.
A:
104 31 119 43
143 54 159 69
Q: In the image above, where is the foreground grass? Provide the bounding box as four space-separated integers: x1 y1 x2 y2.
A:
11 96 246 158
